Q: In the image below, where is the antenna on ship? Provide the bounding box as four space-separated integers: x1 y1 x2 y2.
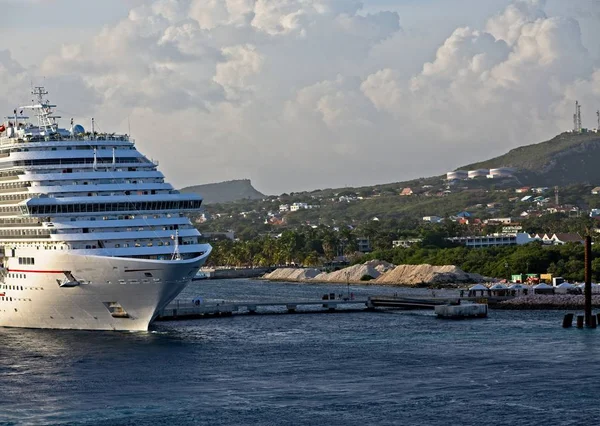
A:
93 147 97 171
91 117 95 140
597 110 599 131
578 102 582 132
171 229 182 261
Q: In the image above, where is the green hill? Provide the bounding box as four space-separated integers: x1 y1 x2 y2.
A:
462 132 600 186
181 179 265 204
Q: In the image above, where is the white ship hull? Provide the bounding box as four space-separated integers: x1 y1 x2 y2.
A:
0 251 210 331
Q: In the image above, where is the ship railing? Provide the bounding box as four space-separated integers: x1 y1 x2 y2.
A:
0 185 30 194
0 234 52 239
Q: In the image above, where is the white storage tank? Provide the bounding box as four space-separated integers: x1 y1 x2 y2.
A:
488 167 515 179
446 170 468 180
468 169 489 179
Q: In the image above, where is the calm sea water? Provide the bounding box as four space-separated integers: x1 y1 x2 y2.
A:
1 279 599 426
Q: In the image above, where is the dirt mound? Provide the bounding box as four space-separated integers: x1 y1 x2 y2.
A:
263 268 321 281
314 263 380 283
375 264 484 286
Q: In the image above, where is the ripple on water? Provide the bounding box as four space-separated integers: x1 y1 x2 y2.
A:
0 279 599 425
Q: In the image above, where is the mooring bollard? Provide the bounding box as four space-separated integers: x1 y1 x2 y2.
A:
590 315 598 329
562 313 574 328
577 315 585 328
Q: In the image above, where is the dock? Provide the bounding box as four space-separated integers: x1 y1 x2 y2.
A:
155 295 499 321
156 299 370 320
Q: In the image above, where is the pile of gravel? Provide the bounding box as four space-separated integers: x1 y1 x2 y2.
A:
375 264 484 286
262 268 321 281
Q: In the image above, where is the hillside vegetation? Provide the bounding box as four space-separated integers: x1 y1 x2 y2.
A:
463 132 600 186
181 179 265 204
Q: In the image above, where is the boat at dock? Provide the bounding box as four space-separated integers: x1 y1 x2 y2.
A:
0 87 212 331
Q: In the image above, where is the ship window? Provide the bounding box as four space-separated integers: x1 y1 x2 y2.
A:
115 244 120 248
145 273 152 277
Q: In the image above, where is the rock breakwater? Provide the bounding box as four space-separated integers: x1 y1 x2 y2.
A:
497 294 600 310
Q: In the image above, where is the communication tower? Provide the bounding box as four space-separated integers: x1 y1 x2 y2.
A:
555 186 559 206
597 110 599 130
573 101 582 132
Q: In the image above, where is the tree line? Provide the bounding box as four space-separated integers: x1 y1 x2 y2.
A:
204 225 600 282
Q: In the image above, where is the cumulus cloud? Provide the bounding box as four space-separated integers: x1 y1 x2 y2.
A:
3 0 600 193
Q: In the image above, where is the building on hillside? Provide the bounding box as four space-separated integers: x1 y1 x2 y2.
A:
485 217 518 225
266 215 285 226
550 233 584 245
357 237 372 253
515 187 530 194
400 188 414 196
392 238 423 248
202 231 236 241
279 204 290 212
195 213 211 224
592 187 600 195
423 216 443 223
447 233 535 248
532 233 584 245
290 202 308 211
456 211 471 218
590 209 600 218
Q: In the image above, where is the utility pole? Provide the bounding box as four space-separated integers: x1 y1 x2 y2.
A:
585 236 592 327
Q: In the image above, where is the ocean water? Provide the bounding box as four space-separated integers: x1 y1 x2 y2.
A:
1 279 599 426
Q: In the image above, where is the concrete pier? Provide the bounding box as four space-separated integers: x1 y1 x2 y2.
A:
434 303 488 319
156 299 369 320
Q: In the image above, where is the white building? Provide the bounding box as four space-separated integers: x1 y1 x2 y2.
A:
392 239 422 248
447 233 534 248
290 202 310 211
279 204 290 212
423 216 443 223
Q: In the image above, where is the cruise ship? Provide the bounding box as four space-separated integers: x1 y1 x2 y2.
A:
0 88 211 331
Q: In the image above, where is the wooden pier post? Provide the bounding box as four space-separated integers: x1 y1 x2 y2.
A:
577 315 584 328
562 313 574 328
585 236 593 327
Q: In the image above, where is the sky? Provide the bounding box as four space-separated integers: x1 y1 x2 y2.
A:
1 0 600 194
